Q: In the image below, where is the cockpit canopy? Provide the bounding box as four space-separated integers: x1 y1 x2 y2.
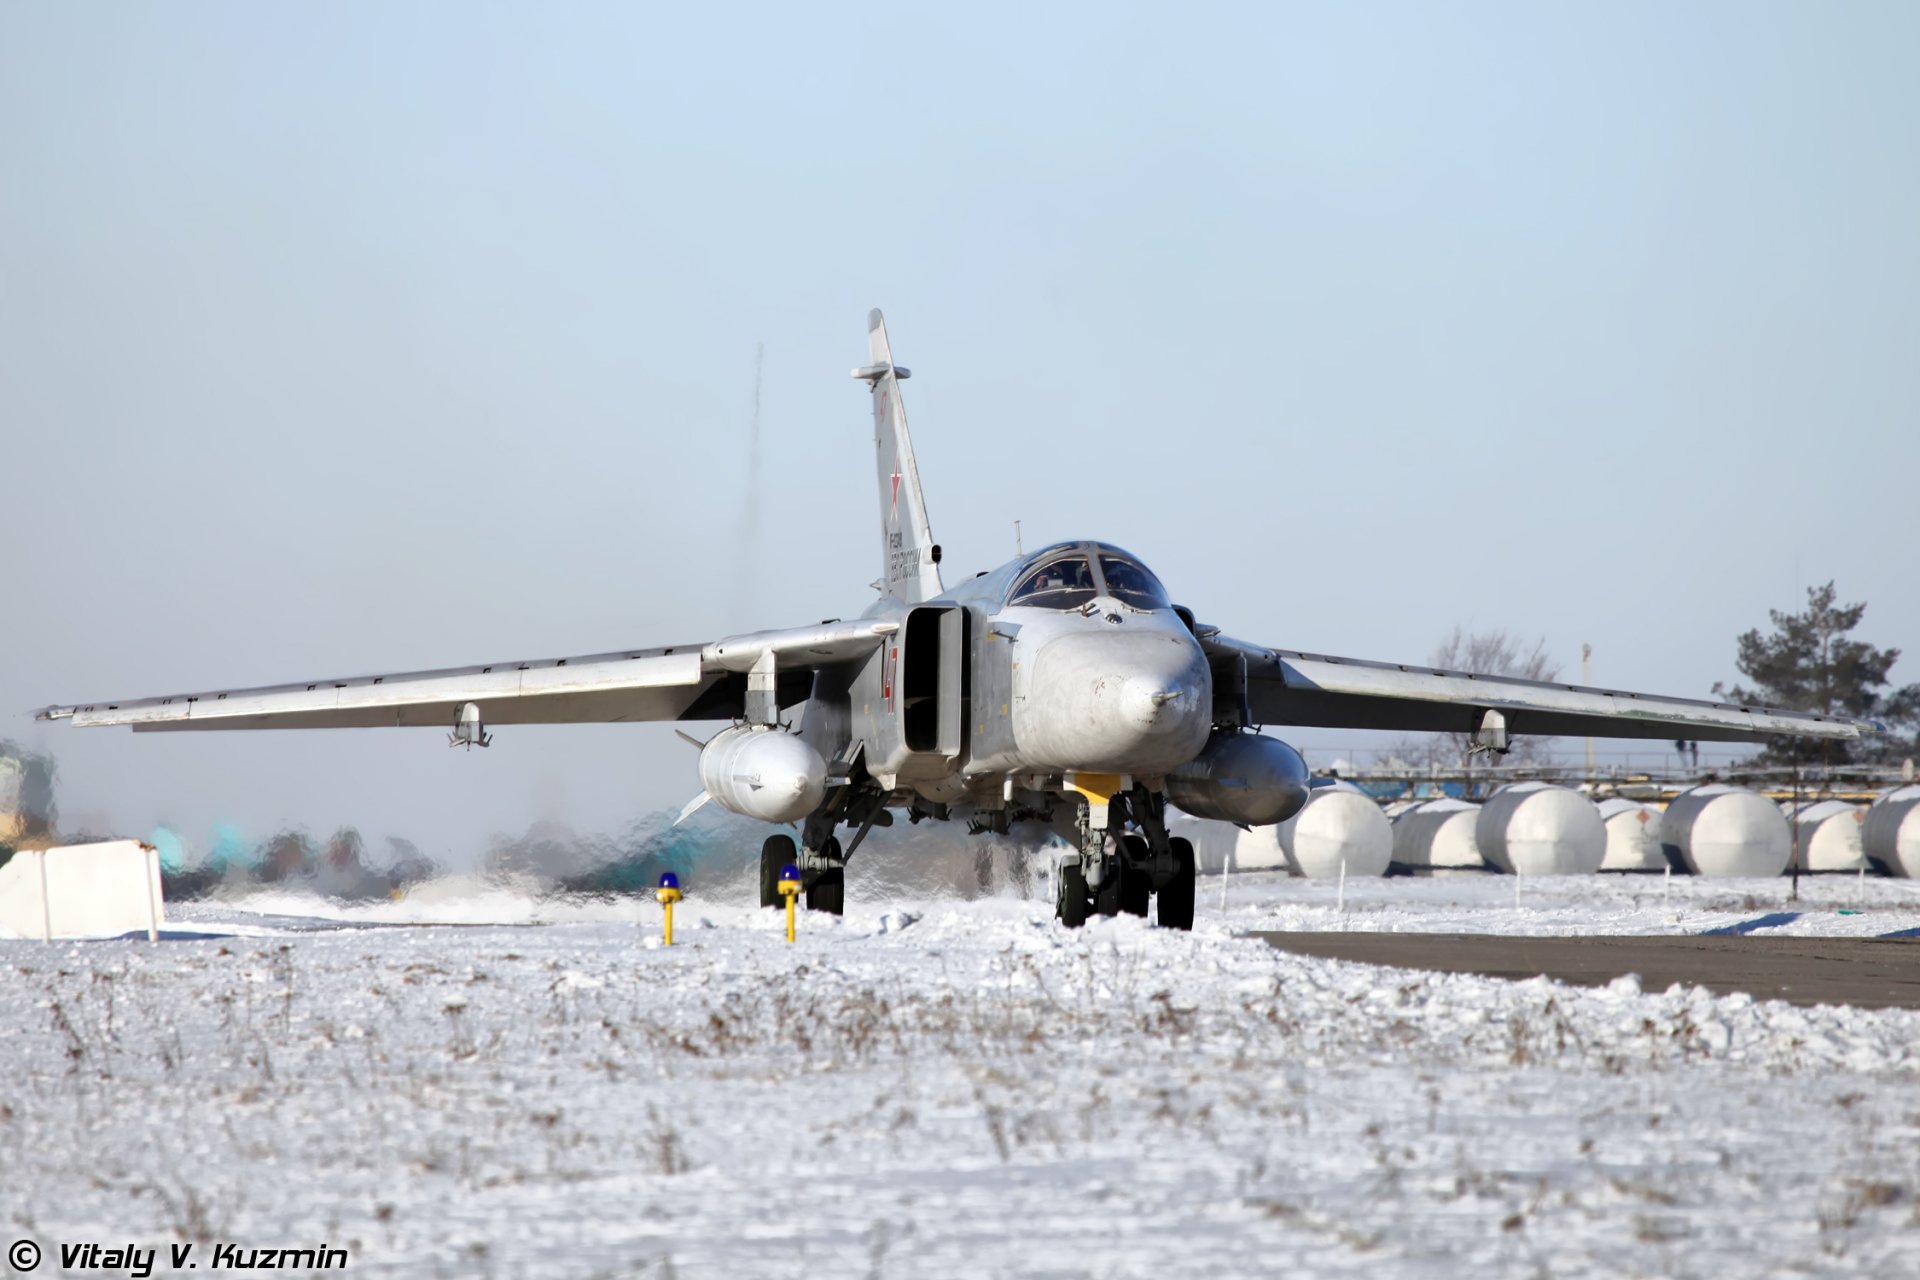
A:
1097 555 1170 609
1005 543 1171 611
1009 556 1099 609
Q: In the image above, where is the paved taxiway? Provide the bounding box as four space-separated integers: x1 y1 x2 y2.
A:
1251 932 1920 1009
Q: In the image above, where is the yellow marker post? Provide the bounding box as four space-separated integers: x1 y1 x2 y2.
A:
655 873 682 946
777 863 802 943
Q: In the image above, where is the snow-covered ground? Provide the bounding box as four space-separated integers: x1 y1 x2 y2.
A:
4 873 1919 1277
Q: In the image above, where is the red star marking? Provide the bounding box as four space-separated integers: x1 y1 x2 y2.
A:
890 469 901 516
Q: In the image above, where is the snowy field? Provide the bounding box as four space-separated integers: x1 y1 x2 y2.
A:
4 871 1920 1278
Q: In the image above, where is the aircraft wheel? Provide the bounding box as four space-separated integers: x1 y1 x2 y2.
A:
1157 837 1196 931
1117 835 1151 917
1057 862 1090 929
805 838 845 914
1093 855 1125 917
760 834 796 909
806 867 845 915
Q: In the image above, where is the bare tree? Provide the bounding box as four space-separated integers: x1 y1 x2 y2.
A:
1381 627 1563 770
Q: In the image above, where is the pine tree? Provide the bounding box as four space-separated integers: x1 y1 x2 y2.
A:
1712 582 1919 766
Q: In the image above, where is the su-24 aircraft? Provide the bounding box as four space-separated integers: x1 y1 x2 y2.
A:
41 311 1878 928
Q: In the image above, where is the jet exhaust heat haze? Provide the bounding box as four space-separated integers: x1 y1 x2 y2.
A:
37 312 1880 929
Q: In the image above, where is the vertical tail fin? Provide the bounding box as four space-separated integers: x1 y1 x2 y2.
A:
854 309 943 602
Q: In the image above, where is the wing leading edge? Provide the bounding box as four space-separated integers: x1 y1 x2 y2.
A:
1200 632 1875 744
38 620 893 733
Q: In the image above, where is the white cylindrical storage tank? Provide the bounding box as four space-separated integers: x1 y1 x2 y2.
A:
1226 823 1289 872
1277 784 1392 879
1167 810 1240 876
1864 786 1920 878
1785 800 1869 873
1474 783 1605 876
1390 800 1485 874
1595 797 1668 872
1660 784 1791 877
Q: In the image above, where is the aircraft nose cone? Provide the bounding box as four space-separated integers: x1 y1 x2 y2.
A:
1018 628 1213 773
1121 678 1187 731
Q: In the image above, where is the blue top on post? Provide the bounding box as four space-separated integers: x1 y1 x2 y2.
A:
658 872 680 890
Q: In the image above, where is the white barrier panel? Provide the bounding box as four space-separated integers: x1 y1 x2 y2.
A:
0 841 164 941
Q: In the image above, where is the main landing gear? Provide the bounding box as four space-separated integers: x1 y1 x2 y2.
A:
760 781 890 918
1054 786 1195 931
759 834 846 915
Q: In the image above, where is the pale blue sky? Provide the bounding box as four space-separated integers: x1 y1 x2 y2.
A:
3 3 1915 860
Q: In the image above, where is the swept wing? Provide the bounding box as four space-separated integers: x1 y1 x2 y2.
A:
1199 632 1874 744
37 620 891 733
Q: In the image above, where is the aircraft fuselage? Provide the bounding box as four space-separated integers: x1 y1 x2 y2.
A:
817 541 1216 806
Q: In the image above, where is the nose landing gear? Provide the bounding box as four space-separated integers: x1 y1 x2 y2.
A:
1054 786 1195 931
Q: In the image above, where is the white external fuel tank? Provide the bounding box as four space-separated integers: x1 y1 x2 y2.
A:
1864 786 1920 878
1474 783 1606 876
1595 798 1668 872
1660 784 1791 877
1276 783 1392 879
1163 732 1310 826
697 726 827 824
1390 800 1485 874
1784 800 1870 873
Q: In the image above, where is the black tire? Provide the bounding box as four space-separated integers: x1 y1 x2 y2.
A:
1117 834 1151 917
1057 861 1090 929
1093 856 1123 917
1157 837 1196 931
760 834 796 909
806 866 845 915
